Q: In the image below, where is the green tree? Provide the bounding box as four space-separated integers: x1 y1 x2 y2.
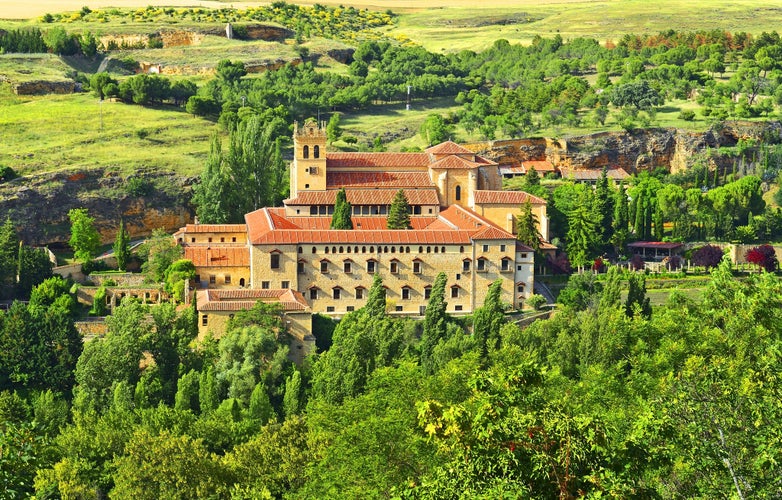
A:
164 259 196 302
612 182 630 255
113 218 131 271
89 72 116 100
199 366 219 414
16 245 53 298
248 381 275 424
516 201 541 251
420 272 449 375
174 370 200 412
625 272 651 318
365 273 386 318
0 218 18 298
68 208 100 263
139 228 183 283
283 369 302 418
326 112 342 143
387 189 411 229
419 113 451 145
192 135 232 224
473 280 506 361
566 201 598 269
215 59 247 85
593 167 615 244
330 188 352 229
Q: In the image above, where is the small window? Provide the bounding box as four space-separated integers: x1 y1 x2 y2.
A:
413 261 422 274
225 275 231 284
195 274 200 283
333 288 341 300
239 278 245 287
310 288 318 300
500 244 506 252
517 265 523 271
220 237 225 243
202 315 208 326
303 145 309 159
232 237 237 243
451 287 459 298
521 253 528 259
344 261 352 273
424 287 432 299
395 305 403 312
262 281 270 289
326 306 334 312
483 244 489 252
209 275 216 284
312 246 317 254
477 258 487 272
463 260 471 272
517 283 525 294
501 258 512 272
455 305 463 311
321 261 329 273
390 261 399 274
314 145 320 158
367 260 377 274
356 288 364 299
281 281 290 289
270 253 280 269
298 261 305 274
455 185 461 201
347 306 354 312
402 288 411 300
191 237 195 243
208 237 213 243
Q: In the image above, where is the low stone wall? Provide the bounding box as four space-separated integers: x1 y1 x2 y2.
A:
12 80 75 95
90 272 146 287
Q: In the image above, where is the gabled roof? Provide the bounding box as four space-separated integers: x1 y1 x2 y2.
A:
426 141 475 156
284 189 440 206
197 289 309 312
184 246 249 267
522 159 556 172
559 167 630 181
277 214 437 231
473 190 547 205
327 171 433 189
326 152 430 169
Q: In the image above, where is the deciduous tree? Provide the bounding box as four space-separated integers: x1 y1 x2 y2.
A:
68 208 100 263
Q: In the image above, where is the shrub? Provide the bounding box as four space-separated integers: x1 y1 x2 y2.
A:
82 259 109 275
526 294 547 311
745 244 778 272
678 110 696 121
629 254 645 271
691 244 724 269
126 177 153 197
0 165 17 183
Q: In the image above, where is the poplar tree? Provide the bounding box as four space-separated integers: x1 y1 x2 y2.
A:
473 280 506 362
625 273 651 319
248 381 275 424
283 369 302 417
0 218 18 297
593 167 614 244
68 208 100 263
199 366 219 414
330 188 353 229
387 190 411 230
114 219 130 271
420 272 449 374
612 182 630 255
365 273 386 317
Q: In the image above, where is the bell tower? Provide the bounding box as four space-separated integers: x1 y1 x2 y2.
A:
291 120 327 199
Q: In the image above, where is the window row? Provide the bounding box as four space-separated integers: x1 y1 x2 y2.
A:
303 245 457 255
198 274 246 286
309 285 463 301
294 257 515 275
302 145 320 159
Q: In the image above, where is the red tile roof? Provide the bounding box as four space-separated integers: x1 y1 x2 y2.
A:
327 171 433 189
473 190 547 205
426 141 475 156
251 229 472 246
326 152 430 169
177 224 247 234
197 289 309 312
627 241 683 250
472 226 515 240
516 241 534 252
522 160 556 172
185 246 249 267
285 189 440 206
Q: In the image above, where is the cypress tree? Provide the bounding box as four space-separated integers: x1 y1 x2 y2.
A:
199 366 219 414
283 370 302 418
330 188 353 229
612 182 629 254
248 381 275 424
174 370 200 412
625 273 651 319
516 201 541 251
593 167 614 243
387 189 411 229
365 274 386 317
420 272 449 374
473 280 506 362
525 165 541 187
114 218 131 271
0 218 18 297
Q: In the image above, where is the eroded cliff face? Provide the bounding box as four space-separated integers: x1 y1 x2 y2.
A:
0 168 194 246
473 121 782 175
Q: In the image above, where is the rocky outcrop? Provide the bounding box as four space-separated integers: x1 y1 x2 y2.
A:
326 48 355 64
12 80 75 95
0 168 194 247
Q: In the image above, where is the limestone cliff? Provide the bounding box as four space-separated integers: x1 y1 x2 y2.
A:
0 168 194 247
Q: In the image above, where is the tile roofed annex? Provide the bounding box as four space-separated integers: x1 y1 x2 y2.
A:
326 152 430 169
284 188 440 207
425 141 475 156
559 167 630 181
522 159 556 172
197 289 309 312
438 205 514 239
326 171 434 189
473 190 547 205
184 246 249 267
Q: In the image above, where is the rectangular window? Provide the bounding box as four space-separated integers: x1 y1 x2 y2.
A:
270 253 280 269
390 261 399 274
395 305 403 312
517 265 523 271
483 244 489 252
209 275 216 284
281 281 290 289
477 259 486 271
333 288 341 300
501 260 511 272
326 306 334 312
232 237 237 243
463 260 471 272
195 274 200 284
298 261 305 274
451 287 459 298
402 288 410 300
261 281 270 289
310 289 318 300
201 315 208 326
191 237 195 243
224 275 231 284
500 244 506 252
346 306 354 312
321 261 329 273
344 261 352 273
220 237 225 243
356 288 364 299
455 305 463 311
413 261 422 274
424 288 431 299
521 253 528 259
367 261 376 273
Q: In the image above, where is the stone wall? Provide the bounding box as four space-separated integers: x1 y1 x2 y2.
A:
12 80 75 95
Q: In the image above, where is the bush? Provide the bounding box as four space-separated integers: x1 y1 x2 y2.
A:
0 165 17 183
678 110 696 121
126 177 153 197
526 294 547 311
691 244 724 269
82 259 109 275
745 244 778 272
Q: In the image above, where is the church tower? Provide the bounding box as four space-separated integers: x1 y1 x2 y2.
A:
290 120 327 199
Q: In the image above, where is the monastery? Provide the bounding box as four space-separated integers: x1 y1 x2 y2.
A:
175 120 549 361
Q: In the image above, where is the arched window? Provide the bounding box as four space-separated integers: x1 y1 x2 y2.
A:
303 145 309 159
312 246 317 254
239 278 246 287
314 145 320 158
455 185 461 201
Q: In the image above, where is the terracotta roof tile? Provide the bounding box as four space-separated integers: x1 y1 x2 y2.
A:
326 152 430 169
559 167 630 181
327 171 433 189
197 289 309 312
276 216 436 231
472 226 515 240
178 224 247 234
252 229 472 246
522 160 556 172
185 246 249 267
473 190 547 205
516 241 534 252
428 155 483 170
285 189 440 206
425 141 475 156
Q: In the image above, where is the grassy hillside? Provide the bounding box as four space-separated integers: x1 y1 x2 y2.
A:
0 84 215 176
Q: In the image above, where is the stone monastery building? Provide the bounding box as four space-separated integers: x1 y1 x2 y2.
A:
175 120 549 361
